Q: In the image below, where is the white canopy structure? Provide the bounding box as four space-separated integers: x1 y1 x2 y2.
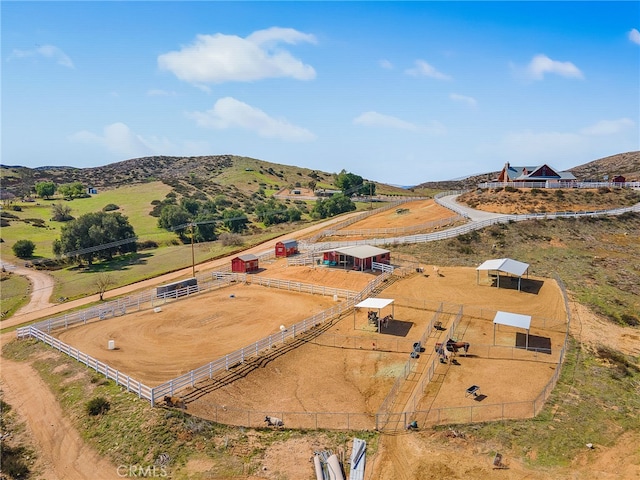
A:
476 258 530 291
354 298 394 330
493 310 532 349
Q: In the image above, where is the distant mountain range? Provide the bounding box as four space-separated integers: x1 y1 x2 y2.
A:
1 151 638 198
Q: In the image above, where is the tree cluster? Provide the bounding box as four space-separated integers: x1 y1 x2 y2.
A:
53 211 137 265
311 193 356 219
334 170 376 196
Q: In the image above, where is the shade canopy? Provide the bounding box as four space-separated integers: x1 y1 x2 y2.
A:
476 258 530 291
493 310 532 348
355 298 394 309
493 311 531 330
477 258 529 276
354 298 394 331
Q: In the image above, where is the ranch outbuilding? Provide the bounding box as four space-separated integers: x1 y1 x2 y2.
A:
476 258 530 291
320 245 390 271
275 239 299 258
231 254 259 273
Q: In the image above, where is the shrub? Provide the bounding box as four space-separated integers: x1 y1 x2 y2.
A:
102 203 120 212
620 314 639 327
137 240 159 250
86 396 110 416
0 444 31 478
504 186 517 193
219 232 244 247
12 239 36 258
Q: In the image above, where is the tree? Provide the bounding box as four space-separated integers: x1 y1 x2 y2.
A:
51 203 74 222
157 205 191 240
95 273 113 301
58 182 84 200
335 170 364 195
311 193 356 219
222 209 249 233
55 212 137 265
192 214 217 242
35 181 56 199
12 239 35 258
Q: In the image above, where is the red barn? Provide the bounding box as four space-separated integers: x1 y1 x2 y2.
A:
275 239 299 258
231 254 259 273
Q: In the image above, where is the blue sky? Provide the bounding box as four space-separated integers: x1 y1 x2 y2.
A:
2 1 639 185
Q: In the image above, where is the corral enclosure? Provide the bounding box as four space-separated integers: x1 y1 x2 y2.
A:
56 284 341 385
53 264 567 430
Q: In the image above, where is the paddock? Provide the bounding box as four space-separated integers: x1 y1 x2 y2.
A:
52 264 567 430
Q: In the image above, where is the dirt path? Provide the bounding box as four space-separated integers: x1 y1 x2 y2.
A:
0 335 119 479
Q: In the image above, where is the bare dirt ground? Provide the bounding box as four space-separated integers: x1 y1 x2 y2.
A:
0 347 120 480
48 264 571 480
320 199 461 241
2 198 639 480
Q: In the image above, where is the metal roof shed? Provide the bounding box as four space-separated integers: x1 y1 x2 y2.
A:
354 298 394 330
493 310 532 349
476 258 530 291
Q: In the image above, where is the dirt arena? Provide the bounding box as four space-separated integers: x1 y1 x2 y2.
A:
347 199 458 229
54 262 567 431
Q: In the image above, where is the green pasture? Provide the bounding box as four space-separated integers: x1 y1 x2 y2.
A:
0 182 175 262
0 273 30 318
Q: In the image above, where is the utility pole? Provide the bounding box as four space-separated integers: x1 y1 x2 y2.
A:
190 223 195 278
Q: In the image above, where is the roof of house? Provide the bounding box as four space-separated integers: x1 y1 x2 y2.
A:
501 163 576 181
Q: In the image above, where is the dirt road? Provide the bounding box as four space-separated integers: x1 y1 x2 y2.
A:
0 344 120 479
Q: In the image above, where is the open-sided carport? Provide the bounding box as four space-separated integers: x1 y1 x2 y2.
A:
476 258 530 291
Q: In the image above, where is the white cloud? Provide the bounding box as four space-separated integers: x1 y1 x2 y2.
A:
579 118 635 136
525 54 583 80
379 59 394 70
158 27 317 84
69 123 169 158
449 93 477 107
187 97 316 142
405 60 450 80
353 111 446 135
9 44 74 68
628 28 640 45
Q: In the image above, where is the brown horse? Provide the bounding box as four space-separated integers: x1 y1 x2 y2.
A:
446 339 470 355
435 339 470 356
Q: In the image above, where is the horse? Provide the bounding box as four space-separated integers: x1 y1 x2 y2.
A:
382 314 392 328
445 339 470 356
